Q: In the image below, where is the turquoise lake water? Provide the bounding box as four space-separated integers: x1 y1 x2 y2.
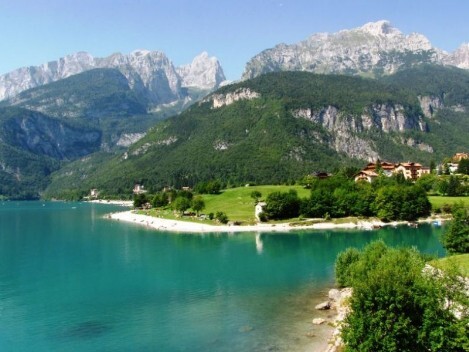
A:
0 201 446 351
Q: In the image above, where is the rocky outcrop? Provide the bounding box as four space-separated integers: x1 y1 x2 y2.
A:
242 20 466 80
0 50 226 106
176 52 226 89
210 88 260 108
116 133 146 147
418 95 444 118
324 288 353 352
292 103 426 160
445 43 469 69
2 111 101 160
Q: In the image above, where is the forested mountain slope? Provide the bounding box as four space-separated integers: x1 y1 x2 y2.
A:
45 67 469 198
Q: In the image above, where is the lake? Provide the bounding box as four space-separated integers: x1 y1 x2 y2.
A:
0 201 445 351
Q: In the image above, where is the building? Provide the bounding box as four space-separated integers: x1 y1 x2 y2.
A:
452 152 469 162
361 161 397 176
394 162 430 181
133 184 147 194
90 189 99 198
355 160 430 183
354 170 379 183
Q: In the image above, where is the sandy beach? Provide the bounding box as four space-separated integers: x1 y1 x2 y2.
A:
88 199 134 207
107 210 445 233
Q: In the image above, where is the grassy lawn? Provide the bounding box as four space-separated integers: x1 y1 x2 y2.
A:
429 196 469 209
202 185 310 224
139 185 310 225
431 254 469 277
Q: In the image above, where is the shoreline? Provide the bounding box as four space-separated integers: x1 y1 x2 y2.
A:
87 199 133 207
107 210 448 233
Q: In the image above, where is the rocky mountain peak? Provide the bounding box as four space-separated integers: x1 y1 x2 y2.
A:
359 20 399 36
176 52 226 90
0 50 226 104
242 20 460 80
446 43 469 68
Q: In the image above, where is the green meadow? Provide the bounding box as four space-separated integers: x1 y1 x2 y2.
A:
140 185 310 224
431 254 469 277
201 185 310 223
429 196 469 209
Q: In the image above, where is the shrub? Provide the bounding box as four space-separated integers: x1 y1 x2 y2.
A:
215 211 229 224
335 247 361 287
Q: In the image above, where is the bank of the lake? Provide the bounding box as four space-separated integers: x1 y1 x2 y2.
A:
0 201 446 351
108 209 448 234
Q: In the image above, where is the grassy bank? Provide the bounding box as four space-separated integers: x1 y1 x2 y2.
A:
429 196 469 209
201 185 310 223
140 185 311 224
431 254 469 277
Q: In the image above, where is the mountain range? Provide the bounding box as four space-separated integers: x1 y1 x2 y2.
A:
0 20 468 199
243 20 469 79
0 50 226 107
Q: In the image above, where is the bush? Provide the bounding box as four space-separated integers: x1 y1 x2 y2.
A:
442 202 469 254
336 241 469 351
215 211 229 224
133 193 148 208
264 189 300 219
335 247 361 287
258 211 268 222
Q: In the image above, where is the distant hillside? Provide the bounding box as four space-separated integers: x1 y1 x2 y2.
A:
7 68 148 119
44 67 469 198
0 107 101 198
0 69 178 199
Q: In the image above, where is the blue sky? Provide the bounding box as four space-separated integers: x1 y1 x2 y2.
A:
0 0 468 80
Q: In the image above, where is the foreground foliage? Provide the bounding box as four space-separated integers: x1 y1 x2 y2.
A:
335 242 469 352
442 202 469 254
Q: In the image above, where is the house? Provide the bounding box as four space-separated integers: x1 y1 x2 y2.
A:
355 160 430 182
394 162 427 180
452 152 469 162
133 184 147 194
354 170 379 183
90 189 99 198
361 161 397 176
311 171 332 179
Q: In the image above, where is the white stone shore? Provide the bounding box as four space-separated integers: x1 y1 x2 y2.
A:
106 210 446 233
88 199 133 207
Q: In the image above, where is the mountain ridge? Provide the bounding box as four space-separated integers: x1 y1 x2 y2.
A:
242 20 468 80
0 50 226 106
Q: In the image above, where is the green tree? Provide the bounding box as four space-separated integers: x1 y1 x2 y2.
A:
335 247 361 287
133 193 148 208
338 241 469 352
191 196 205 216
447 176 463 196
301 188 333 218
430 160 436 174
442 202 469 254
457 159 469 175
264 189 300 219
250 190 262 204
151 192 169 208
172 196 191 215
215 211 229 224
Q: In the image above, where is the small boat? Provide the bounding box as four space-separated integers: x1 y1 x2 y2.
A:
408 222 418 228
432 220 442 227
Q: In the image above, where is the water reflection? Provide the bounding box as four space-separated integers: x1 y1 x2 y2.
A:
255 233 263 254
